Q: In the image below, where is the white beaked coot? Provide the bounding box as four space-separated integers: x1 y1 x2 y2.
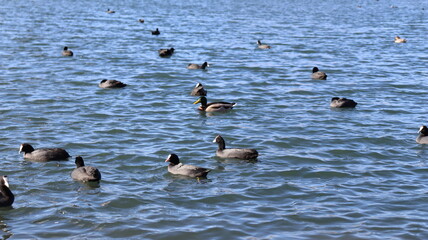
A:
165 154 210 178
190 82 207 96
212 135 259 160
19 143 70 162
0 176 14 207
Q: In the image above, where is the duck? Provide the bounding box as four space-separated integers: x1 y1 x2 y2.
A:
212 135 259 160
158 48 174 57
99 79 127 88
71 156 102 182
138 19 144 23
190 82 207 96
416 126 428 144
0 176 14 207
165 154 210 178
106 9 115 14
330 97 358 108
62 46 73 56
193 96 236 112
394 36 407 43
257 40 271 49
151 28 160 35
311 67 327 80
19 143 70 162
187 62 209 70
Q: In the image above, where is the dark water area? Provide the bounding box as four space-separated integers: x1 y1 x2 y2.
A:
1 0 428 239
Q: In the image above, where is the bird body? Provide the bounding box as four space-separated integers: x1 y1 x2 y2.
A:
330 97 358 108
19 143 70 162
416 126 428 144
62 46 73 56
190 82 207 96
158 48 174 57
311 67 327 80
213 135 258 160
71 156 101 182
257 40 271 49
193 96 236 112
394 36 407 43
152 28 160 35
99 79 127 88
165 154 210 178
106 9 115 13
187 62 208 70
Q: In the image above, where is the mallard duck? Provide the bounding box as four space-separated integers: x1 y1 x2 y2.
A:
158 48 174 57
212 135 259 160
257 40 271 49
19 143 70 162
190 82 207 96
394 36 407 43
99 79 127 88
151 28 160 35
165 154 210 178
330 97 358 108
416 126 428 144
0 176 14 207
311 67 327 80
71 156 102 182
193 96 236 112
62 46 73 56
187 62 209 70
106 9 115 14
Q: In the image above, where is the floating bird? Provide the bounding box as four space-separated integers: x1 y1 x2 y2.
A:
151 28 160 35
187 62 209 70
158 48 174 57
71 156 102 182
394 36 407 43
330 97 358 108
19 143 70 162
165 154 210 178
106 9 115 13
257 40 271 49
138 19 145 23
190 82 207 96
416 126 428 144
0 176 14 207
99 79 127 88
311 67 327 80
193 96 236 112
62 46 73 56
212 135 259 160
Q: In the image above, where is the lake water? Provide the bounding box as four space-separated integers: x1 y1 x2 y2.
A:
1 0 428 239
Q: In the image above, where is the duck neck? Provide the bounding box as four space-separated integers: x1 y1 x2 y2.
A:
217 138 226 150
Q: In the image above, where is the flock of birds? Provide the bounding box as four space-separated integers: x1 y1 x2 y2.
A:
0 8 417 209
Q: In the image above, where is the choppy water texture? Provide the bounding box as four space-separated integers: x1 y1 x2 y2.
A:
1 0 428 239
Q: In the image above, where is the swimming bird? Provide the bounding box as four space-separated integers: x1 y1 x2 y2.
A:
257 40 271 49
152 28 160 35
190 82 207 96
158 48 174 57
416 126 428 144
106 9 115 13
139 19 145 23
99 79 127 88
330 97 358 108
212 135 259 160
311 67 327 80
62 46 73 56
71 156 102 182
187 62 209 70
394 36 407 43
19 143 70 162
165 154 210 178
193 96 236 112
0 176 14 207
